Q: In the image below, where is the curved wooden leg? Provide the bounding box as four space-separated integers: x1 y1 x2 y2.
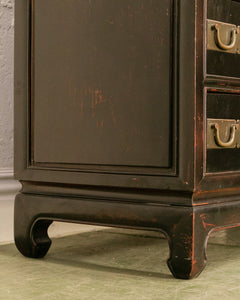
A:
166 211 209 279
14 190 217 279
14 194 53 258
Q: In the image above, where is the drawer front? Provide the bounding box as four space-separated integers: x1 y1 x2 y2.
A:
206 1 240 78
207 0 240 25
206 93 240 172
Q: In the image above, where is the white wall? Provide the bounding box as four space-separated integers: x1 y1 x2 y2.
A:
0 0 14 168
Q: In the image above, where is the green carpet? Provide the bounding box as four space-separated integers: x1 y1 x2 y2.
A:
0 228 240 299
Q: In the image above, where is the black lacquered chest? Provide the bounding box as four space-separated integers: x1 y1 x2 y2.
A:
14 0 240 279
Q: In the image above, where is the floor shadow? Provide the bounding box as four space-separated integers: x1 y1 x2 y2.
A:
45 229 171 279
49 229 167 256
45 256 172 279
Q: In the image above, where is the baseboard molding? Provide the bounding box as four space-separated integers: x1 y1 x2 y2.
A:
0 168 20 243
0 168 21 201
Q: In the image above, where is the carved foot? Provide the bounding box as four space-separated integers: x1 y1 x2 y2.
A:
14 194 52 258
166 210 209 279
167 236 207 279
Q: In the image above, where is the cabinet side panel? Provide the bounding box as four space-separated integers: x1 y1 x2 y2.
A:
32 0 173 168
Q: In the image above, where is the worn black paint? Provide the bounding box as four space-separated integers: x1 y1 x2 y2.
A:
207 93 240 119
207 51 240 78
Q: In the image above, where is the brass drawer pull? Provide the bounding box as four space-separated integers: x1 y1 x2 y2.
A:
213 123 238 147
214 24 239 50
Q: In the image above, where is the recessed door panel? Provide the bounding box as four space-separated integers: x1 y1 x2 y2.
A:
33 0 174 169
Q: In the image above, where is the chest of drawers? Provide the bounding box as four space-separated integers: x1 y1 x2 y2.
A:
14 0 240 279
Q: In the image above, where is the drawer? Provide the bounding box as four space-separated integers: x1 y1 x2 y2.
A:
206 93 240 172
206 0 240 78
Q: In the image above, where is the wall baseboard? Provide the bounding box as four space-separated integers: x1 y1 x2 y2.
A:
0 169 20 243
0 168 21 201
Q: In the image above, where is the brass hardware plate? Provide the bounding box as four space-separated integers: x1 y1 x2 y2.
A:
207 19 240 54
207 119 239 149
